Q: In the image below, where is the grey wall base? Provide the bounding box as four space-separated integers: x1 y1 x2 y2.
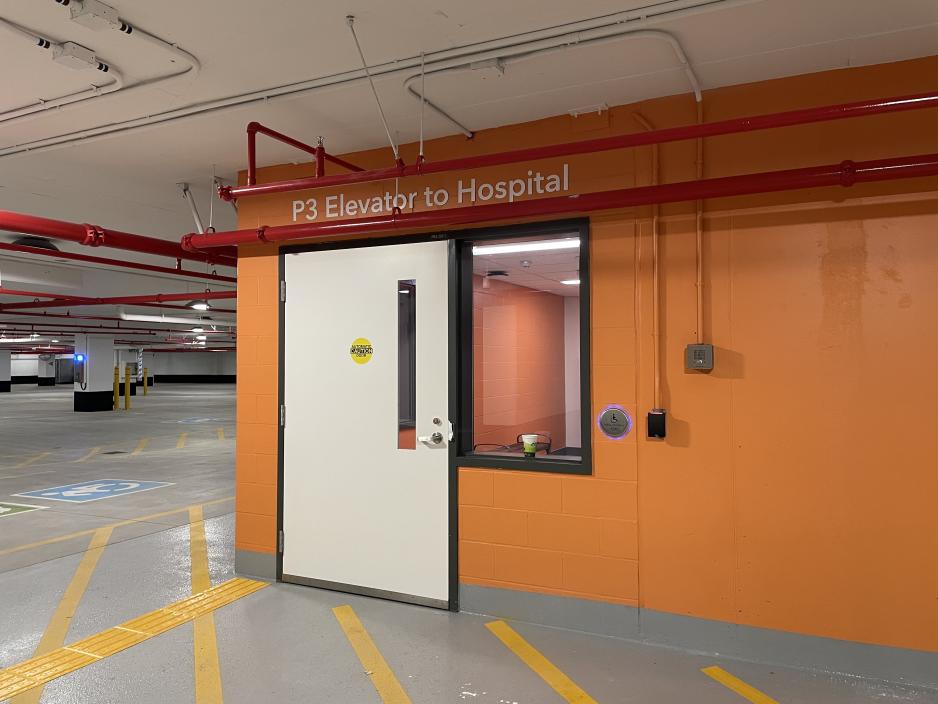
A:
459 584 938 691
235 549 276 580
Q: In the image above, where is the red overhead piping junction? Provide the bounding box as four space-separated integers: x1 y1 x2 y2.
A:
219 90 938 201
0 210 238 266
245 122 365 187
188 152 938 249
0 242 237 283
0 289 237 311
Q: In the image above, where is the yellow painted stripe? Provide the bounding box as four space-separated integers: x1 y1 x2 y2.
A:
176 432 188 449
333 605 412 704
702 666 780 704
0 496 234 558
15 452 49 470
189 506 224 703
486 620 598 704
0 578 266 700
75 447 101 464
11 526 113 704
131 437 150 456
216 427 225 441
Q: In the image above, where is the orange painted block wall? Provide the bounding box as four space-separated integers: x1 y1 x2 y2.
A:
236 55 938 653
472 274 568 449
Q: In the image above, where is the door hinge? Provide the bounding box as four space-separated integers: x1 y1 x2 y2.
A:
278 530 284 553
280 404 286 427
280 280 286 302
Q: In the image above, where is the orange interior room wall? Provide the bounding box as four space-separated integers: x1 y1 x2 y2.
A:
236 55 938 652
472 274 567 450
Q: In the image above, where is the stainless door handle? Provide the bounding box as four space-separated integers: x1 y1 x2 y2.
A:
418 432 444 445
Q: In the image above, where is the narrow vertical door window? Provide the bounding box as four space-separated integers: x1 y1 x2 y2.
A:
398 279 417 449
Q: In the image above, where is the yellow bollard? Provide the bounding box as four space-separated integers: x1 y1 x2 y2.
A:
124 364 131 410
143 367 149 396
113 366 119 411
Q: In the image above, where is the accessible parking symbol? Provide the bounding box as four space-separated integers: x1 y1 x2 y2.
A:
15 479 173 503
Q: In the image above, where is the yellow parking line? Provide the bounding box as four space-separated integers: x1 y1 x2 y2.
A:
15 452 49 470
75 447 101 464
486 620 598 704
189 506 224 703
0 578 267 700
131 437 150 456
0 496 234 558
11 526 113 704
333 605 412 703
177 432 188 449
702 666 780 703
216 427 225 441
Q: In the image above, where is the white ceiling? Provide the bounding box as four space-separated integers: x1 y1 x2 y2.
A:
0 0 935 249
473 237 582 297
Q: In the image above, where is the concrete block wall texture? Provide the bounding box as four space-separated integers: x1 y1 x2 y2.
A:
234 55 938 655
472 274 568 449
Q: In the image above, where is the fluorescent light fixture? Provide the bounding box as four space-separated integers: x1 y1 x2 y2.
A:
117 309 235 327
561 279 580 285
191 327 205 333
189 299 211 311
196 335 207 341
398 290 409 294
0 337 36 343
52 339 60 343
473 238 579 256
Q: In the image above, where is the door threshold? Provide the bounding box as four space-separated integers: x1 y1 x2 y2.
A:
282 574 450 610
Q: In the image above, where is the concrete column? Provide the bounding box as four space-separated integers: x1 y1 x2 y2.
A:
38 355 56 387
0 350 10 392
73 334 115 412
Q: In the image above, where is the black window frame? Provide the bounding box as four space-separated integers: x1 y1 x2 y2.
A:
452 218 592 476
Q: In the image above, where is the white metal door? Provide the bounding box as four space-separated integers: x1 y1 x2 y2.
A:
282 240 451 607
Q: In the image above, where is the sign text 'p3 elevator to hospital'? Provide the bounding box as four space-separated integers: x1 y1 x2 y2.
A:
291 163 570 221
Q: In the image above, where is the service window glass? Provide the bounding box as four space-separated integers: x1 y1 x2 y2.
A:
458 223 590 473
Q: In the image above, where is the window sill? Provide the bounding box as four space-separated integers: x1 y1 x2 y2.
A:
454 454 591 475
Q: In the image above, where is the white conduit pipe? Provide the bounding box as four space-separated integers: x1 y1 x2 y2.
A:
0 0 757 159
0 5 199 129
0 18 124 123
404 29 702 138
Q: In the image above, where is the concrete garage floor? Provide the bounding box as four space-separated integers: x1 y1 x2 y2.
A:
0 385 935 703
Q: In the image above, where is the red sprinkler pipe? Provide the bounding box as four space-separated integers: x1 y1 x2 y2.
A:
188 152 938 249
0 290 237 311
0 242 237 283
219 90 938 201
0 210 237 266
245 122 365 186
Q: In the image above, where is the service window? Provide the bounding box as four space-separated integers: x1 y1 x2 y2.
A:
456 221 591 474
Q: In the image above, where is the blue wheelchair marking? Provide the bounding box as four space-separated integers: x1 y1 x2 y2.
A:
14 479 173 503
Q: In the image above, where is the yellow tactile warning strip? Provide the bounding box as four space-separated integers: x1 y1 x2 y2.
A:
0 578 267 700
333 605 413 704
189 505 224 703
12 526 113 704
701 666 780 703
486 620 599 704
0 496 234 559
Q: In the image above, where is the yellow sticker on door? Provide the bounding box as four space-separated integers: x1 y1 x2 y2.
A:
349 338 374 365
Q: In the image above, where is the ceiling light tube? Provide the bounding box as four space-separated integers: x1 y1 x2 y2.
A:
561 279 581 285
473 238 579 256
118 308 235 327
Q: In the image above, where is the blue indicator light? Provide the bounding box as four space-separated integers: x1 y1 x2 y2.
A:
75 354 85 362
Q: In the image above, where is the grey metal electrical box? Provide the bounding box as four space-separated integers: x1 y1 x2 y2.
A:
685 343 714 371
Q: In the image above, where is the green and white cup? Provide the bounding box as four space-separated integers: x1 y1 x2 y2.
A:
521 434 538 457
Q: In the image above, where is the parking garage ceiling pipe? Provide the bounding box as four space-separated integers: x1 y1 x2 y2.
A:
0 0 758 159
185 152 938 249
0 209 237 266
0 289 236 311
221 89 938 200
0 242 237 283
0 3 199 128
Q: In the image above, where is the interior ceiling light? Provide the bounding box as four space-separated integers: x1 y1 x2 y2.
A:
196 335 207 341
473 239 579 256
188 299 211 311
118 309 235 327
191 327 204 333
561 279 581 285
